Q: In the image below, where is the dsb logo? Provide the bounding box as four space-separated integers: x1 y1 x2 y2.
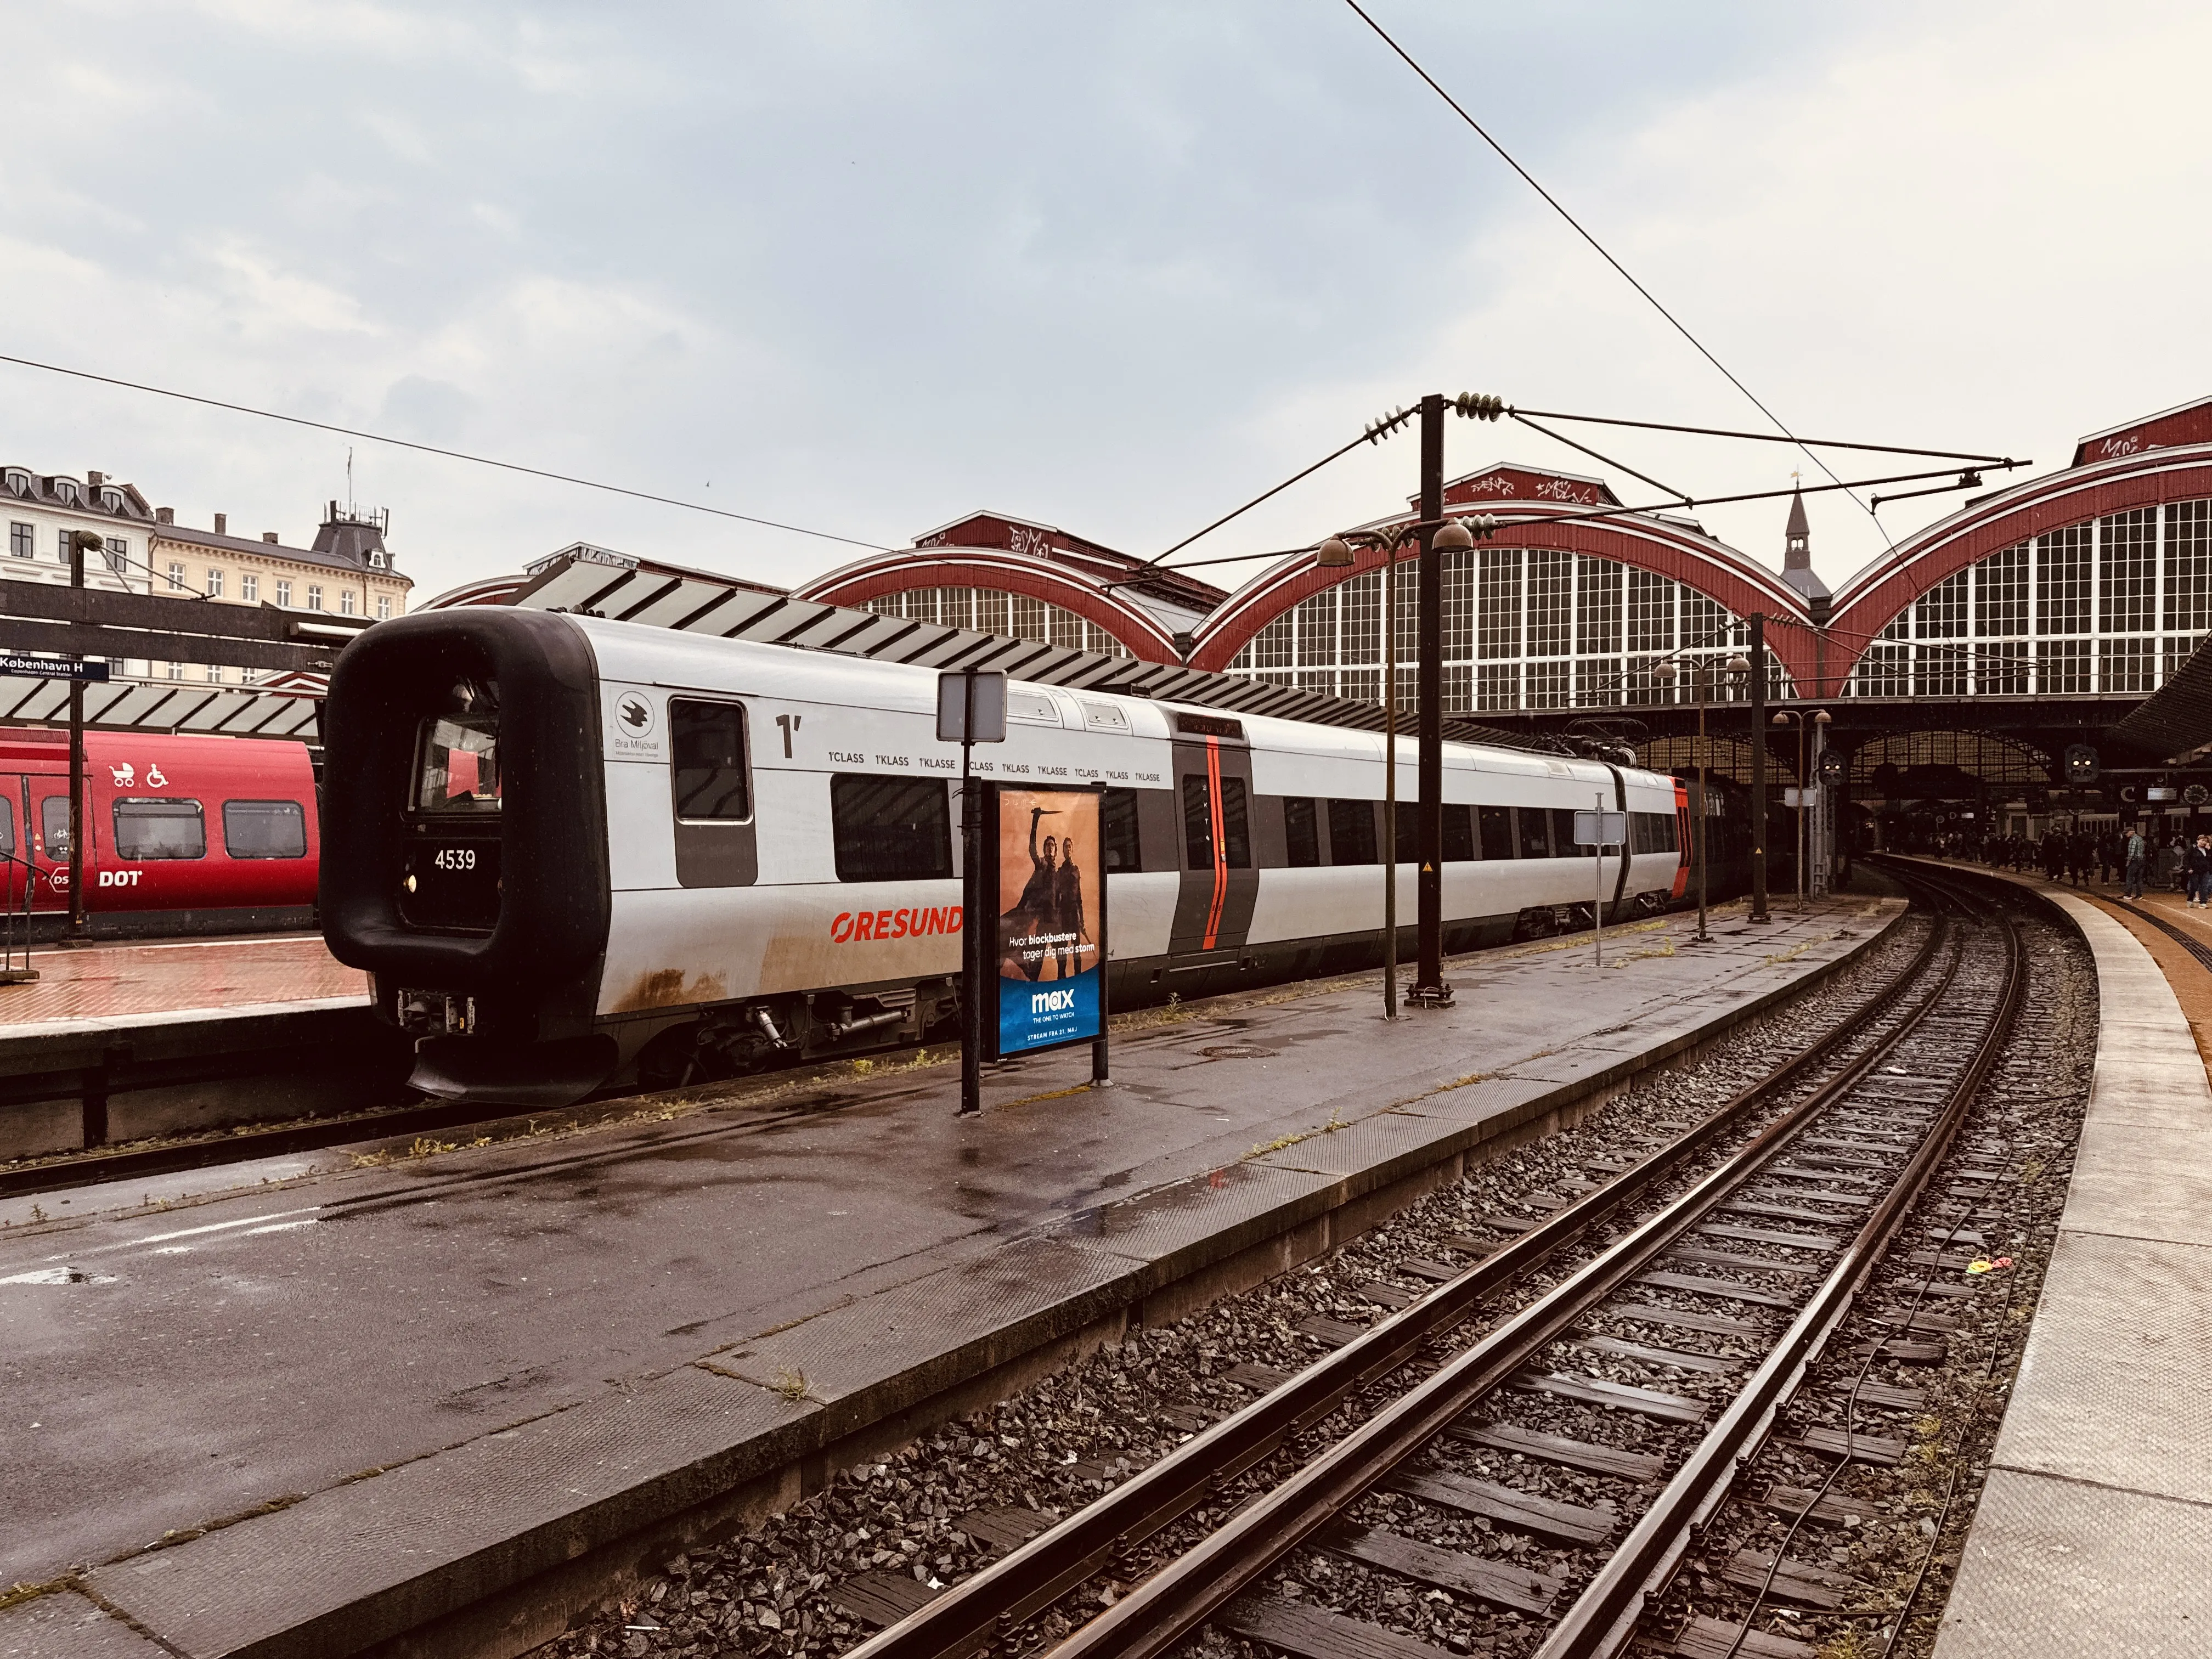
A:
1030 989 1076 1014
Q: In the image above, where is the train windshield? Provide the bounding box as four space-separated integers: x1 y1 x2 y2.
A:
414 714 502 814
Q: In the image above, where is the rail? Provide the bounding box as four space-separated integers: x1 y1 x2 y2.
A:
843 878 1999 1659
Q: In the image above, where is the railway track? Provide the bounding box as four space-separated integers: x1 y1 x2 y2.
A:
837 865 2023 1659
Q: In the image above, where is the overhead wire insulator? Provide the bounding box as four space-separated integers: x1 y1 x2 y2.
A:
1364 406 1412 444
1462 513 1501 540
1452 392 1506 421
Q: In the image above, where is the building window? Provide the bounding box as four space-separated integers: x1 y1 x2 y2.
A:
8 522 30 559
166 561 186 591
1526 660 1570 709
56 528 72 562
375 594 391 620
2038 524 2091 635
2101 635 2155 693
1476 661 1519 711
1974 542 2028 637
369 551 387 569
2165 499 2211 647
1854 642 1910 697
339 589 357 616
2099 508 2157 636
165 662 186 680
275 579 291 607
1916 642 1967 697
241 573 259 602
1477 546 1521 661
1528 550 1572 658
1627 568 1674 655
306 585 324 611
105 538 128 577
1914 570 1967 638
2038 638 2089 693
1338 571 1379 666
1978 641 2028 696
1575 555 1623 656
206 568 225 598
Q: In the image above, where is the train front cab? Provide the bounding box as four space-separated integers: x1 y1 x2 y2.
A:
320 608 618 1106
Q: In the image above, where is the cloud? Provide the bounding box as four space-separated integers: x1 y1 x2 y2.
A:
0 0 2207 608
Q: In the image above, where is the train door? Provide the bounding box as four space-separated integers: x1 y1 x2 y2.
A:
0 776 31 911
1167 719 1260 958
29 782 86 911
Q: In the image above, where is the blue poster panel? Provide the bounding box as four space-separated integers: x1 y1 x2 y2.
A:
991 785 1105 1059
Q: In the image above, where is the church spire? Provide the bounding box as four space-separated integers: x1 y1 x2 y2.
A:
1784 482 1810 570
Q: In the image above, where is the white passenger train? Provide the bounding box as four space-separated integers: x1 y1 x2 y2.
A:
321 610 1689 1105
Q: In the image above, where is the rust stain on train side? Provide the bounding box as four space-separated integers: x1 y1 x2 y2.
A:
613 967 729 1013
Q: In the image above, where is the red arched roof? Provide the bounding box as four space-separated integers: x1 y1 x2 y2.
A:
796 548 1182 662
1189 505 1815 681
1827 442 2212 682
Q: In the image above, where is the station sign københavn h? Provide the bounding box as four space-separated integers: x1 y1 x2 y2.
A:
0 654 109 682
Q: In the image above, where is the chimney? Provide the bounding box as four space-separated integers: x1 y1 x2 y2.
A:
262 531 279 544
155 507 173 526
87 471 104 489
213 513 227 534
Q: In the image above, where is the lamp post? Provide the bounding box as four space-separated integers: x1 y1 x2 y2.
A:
64 528 103 943
1770 708 1831 911
1747 616 1771 923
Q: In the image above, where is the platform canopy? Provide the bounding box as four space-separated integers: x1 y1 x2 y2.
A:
0 675 321 742
505 547 1579 756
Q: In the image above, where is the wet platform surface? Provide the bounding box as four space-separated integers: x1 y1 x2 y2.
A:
1914 866 2212 1657
0 896 1897 1657
0 933 365 1034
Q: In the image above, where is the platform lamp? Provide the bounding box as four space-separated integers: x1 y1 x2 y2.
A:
64 527 104 943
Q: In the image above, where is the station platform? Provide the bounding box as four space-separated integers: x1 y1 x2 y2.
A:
0 895 1899 1659
1906 866 2212 1656
0 934 396 1165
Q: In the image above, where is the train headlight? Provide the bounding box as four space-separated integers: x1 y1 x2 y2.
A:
403 874 418 893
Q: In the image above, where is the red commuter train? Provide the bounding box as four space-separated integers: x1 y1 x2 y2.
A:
0 728 319 935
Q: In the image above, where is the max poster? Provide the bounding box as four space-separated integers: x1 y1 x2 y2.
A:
991 785 1104 1058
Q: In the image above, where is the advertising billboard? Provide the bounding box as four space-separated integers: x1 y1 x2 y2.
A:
988 783 1106 1059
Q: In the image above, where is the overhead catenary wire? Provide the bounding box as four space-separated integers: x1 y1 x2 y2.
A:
0 351 890 553
1340 1 1888 528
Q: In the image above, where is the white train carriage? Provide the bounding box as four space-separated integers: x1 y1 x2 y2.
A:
321 609 1684 1105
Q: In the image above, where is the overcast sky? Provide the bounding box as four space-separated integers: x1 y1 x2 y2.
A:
5 1 2209 606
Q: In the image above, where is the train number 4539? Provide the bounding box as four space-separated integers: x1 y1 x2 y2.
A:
431 847 478 871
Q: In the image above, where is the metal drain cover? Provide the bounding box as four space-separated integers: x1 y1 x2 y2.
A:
1198 1044 1279 1059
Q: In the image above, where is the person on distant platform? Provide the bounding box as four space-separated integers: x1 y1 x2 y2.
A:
2188 834 2212 909
2124 825 2148 900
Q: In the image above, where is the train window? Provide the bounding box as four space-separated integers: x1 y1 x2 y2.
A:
113 798 206 860
1479 805 1514 860
831 776 951 882
40 797 70 860
1393 803 1417 865
1326 798 1377 866
1516 807 1549 859
1183 776 1252 870
1283 797 1321 868
1549 808 1579 857
1630 810 1678 855
670 700 751 822
414 714 501 815
223 800 307 859
1102 787 1142 872
1443 804 1476 862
